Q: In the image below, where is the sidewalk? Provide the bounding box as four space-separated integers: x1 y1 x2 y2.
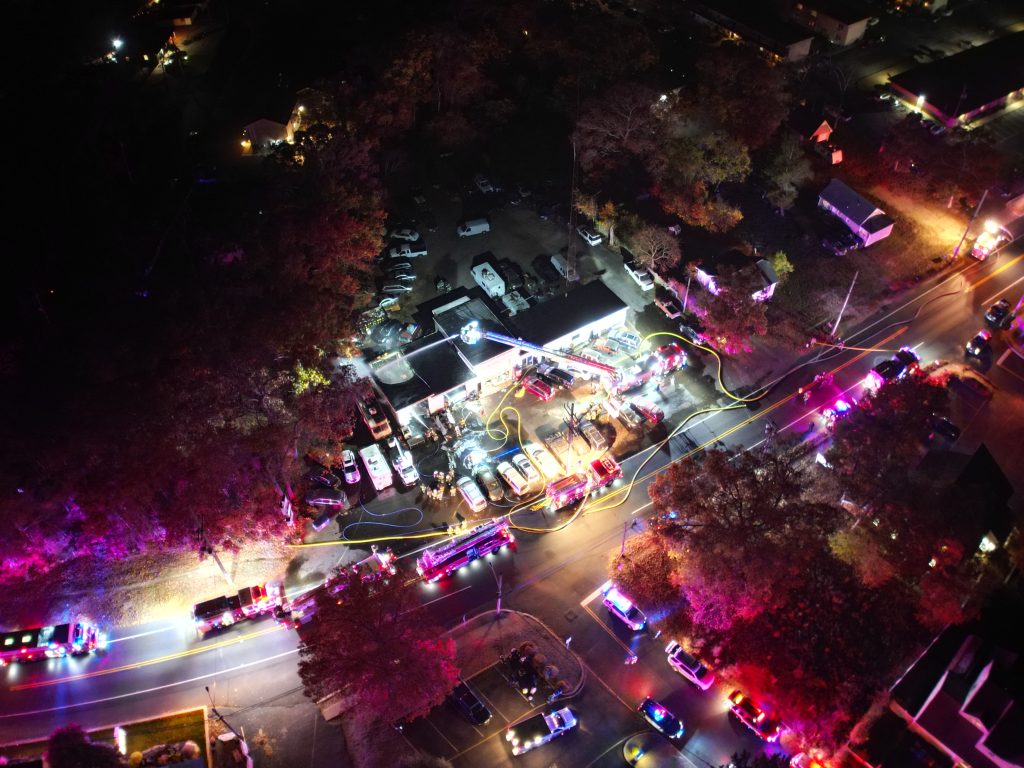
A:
446 609 585 696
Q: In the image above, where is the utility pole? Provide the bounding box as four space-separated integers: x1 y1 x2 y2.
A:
682 272 693 313
205 686 245 741
830 270 858 339
566 140 580 285
952 187 989 260
488 561 503 616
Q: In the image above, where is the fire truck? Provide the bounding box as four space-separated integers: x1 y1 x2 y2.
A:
192 582 284 639
416 520 515 583
546 456 623 511
0 619 103 666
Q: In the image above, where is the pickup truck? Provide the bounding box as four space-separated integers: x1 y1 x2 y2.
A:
506 707 578 755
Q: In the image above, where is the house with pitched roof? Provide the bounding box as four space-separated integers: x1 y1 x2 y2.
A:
818 178 894 246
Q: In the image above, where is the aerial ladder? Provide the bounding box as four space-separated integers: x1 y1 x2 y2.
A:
459 321 619 382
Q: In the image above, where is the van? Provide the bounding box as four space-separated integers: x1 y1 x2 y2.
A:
550 253 568 277
457 218 491 237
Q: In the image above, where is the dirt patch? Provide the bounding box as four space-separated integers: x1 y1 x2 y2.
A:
0 540 293 628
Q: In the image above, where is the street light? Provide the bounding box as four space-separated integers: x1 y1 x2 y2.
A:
112 37 123 50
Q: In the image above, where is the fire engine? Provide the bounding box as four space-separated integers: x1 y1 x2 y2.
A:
192 582 284 639
546 456 623 511
1 619 104 666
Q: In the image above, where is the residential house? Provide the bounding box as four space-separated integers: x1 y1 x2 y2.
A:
691 0 814 62
789 0 871 46
818 178 894 246
692 251 780 302
889 624 1024 768
240 119 291 155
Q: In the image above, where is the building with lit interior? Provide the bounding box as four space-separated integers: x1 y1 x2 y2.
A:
889 32 1024 128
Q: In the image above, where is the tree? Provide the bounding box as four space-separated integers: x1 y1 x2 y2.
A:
826 375 949 508
574 83 664 178
629 226 682 271
769 250 794 283
607 532 683 609
649 450 839 630
46 724 124 768
697 268 769 353
298 572 459 724
761 133 812 212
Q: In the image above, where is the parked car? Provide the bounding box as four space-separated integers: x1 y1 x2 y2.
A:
579 419 607 452
449 681 492 725
389 243 428 259
456 476 488 513
623 259 655 291
655 297 682 319
928 414 961 442
381 283 414 295
665 640 715 690
476 466 504 502
474 174 495 193
629 398 665 425
307 468 341 488
965 329 992 357
511 452 542 490
608 329 642 352
531 254 562 287
523 442 562 479
727 690 780 742
985 299 1013 328
601 583 647 631
496 461 530 497
637 698 684 739
389 227 420 242
341 450 360 485
576 225 602 246
305 488 348 509
537 363 575 389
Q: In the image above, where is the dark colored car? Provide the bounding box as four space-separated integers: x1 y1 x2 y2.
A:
531 254 562 287
965 329 992 357
449 681 492 725
985 299 1012 328
868 347 920 387
929 415 961 442
476 467 504 503
637 697 684 739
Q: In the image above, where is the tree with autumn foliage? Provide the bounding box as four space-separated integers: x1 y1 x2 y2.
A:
298 572 459 724
695 267 769 353
826 374 949 508
46 724 125 768
649 449 840 631
608 531 683 609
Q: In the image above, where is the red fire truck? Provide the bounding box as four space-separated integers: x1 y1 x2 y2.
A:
545 456 623 511
1 619 104 666
192 582 284 639
416 520 515 583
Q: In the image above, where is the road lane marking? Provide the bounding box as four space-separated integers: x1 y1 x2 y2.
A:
0 649 299 719
997 348 1024 383
579 591 636 656
982 272 1024 305
968 253 1024 292
10 624 286 690
106 625 182 644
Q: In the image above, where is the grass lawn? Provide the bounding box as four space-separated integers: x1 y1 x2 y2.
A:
0 708 207 763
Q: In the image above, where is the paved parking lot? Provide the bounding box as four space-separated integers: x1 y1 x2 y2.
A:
403 662 644 768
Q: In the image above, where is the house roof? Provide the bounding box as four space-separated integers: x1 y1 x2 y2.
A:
890 31 1024 120
819 178 884 226
915 444 1014 540
789 106 832 138
372 332 470 411
852 710 954 768
893 626 970 715
799 0 871 25
695 0 813 46
510 279 627 347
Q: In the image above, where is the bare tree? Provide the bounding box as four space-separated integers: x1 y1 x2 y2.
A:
629 226 682 271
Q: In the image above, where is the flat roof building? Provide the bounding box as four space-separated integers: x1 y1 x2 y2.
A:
692 0 814 62
889 31 1024 127
789 0 871 47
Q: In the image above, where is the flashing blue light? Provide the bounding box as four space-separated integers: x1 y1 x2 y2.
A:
605 587 634 613
835 399 850 413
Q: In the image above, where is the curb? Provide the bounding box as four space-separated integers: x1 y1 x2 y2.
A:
445 608 587 698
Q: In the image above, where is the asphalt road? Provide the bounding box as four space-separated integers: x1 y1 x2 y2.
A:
3 241 1023 765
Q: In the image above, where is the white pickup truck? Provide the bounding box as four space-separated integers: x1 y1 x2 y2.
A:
506 707 577 755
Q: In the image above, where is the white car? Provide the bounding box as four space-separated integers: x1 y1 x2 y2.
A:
600 582 646 631
456 476 488 513
496 460 529 497
389 243 428 259
522 442 561 479
511 452 542 490
608 330 642 352
665 640 715 691
389 227 420 242
623 261 654 291
576 226 602 246
474 174 494 193
341 449 361 485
